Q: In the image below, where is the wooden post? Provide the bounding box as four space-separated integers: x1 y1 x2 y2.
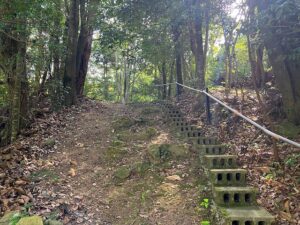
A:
176 83 179 101
206 87 212 124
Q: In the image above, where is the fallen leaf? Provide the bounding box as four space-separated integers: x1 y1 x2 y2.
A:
70 160 78 167
15 180 27 185
166 175 182 182
68 168 76 177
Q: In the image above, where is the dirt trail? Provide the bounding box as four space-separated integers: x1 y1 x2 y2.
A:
29 101 203 225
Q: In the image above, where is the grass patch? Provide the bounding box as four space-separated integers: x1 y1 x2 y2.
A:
29 169 59 183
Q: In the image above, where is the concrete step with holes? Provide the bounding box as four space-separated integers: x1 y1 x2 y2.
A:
203 155 238 169
171 117 186 123
213 186 257 207
168 110 181 114
189 137 219 145
183 130 205 138
197 145 227 155
220 206 275 225
174 121 190 127
168 113 183 118
178 125 199 132
210 169 247 186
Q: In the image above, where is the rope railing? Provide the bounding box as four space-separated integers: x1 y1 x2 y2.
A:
156 82 300 148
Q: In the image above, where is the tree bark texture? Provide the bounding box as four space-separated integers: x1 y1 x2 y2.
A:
64 0 79 106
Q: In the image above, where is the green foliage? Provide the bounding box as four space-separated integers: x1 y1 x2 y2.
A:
200 198 210 209
8 203 33 225
285 154 300 168
200 221 211 225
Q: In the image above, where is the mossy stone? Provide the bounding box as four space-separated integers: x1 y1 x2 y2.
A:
104 146 127 161
0 211 19 225
114 166 132 180
132 162 151 176
47 220 63 225
16 216 43 225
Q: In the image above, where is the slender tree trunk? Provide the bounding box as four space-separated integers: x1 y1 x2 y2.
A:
203 1 210 75
194 0 205 90
64 0 79 106
76 0 94 96
161 61 167 100
247 35 264 106
168 61 175 98
172 25 183 95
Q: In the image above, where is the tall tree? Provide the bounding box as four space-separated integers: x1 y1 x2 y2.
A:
64 0 80 105
255 0 300 124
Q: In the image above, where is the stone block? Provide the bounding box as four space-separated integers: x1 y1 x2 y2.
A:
220 206 275 225
204 155 238 169
190 137 219 145
16 216 43 225
214 186 257 207
197 145 227 155
210 169 247 186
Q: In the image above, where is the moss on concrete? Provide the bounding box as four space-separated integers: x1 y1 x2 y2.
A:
16 216 43 225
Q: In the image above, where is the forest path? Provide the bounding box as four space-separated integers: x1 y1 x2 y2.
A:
31 101 203 225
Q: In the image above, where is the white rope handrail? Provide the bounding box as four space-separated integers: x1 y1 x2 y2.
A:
162 82 300 148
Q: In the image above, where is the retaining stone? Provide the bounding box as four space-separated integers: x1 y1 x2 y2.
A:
204 155 238 169
214 186 257 207
197 145 227 155
189 137 219 145
210 169 247 186
222 207 275 225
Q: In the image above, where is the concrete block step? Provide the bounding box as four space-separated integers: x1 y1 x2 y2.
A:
220 206 275 225
190 137 219 145
171 118 186 123
213 186 257 207
175 121 190 127
203 155 238 169
168 110 181 114
197 145 227 155
210 169 247 186
169 113 183 118
178 125 198 132
183 130 205 137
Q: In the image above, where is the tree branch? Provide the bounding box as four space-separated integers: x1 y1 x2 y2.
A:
0 29 26 43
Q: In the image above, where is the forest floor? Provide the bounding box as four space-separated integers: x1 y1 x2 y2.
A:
0 99 205 225
1 89 299 225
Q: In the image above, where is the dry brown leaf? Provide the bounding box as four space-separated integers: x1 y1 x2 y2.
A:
70 160 78 167
14 187 26 195
15 180 27 185
284 199 290 213
279 211 292 221
68 168 76 177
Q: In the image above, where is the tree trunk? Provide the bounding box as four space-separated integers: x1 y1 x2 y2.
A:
76 0 93 96
64 0 79 106
194 0 205 90
172 25 183 95
203 1 210 75
161 61 167 100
